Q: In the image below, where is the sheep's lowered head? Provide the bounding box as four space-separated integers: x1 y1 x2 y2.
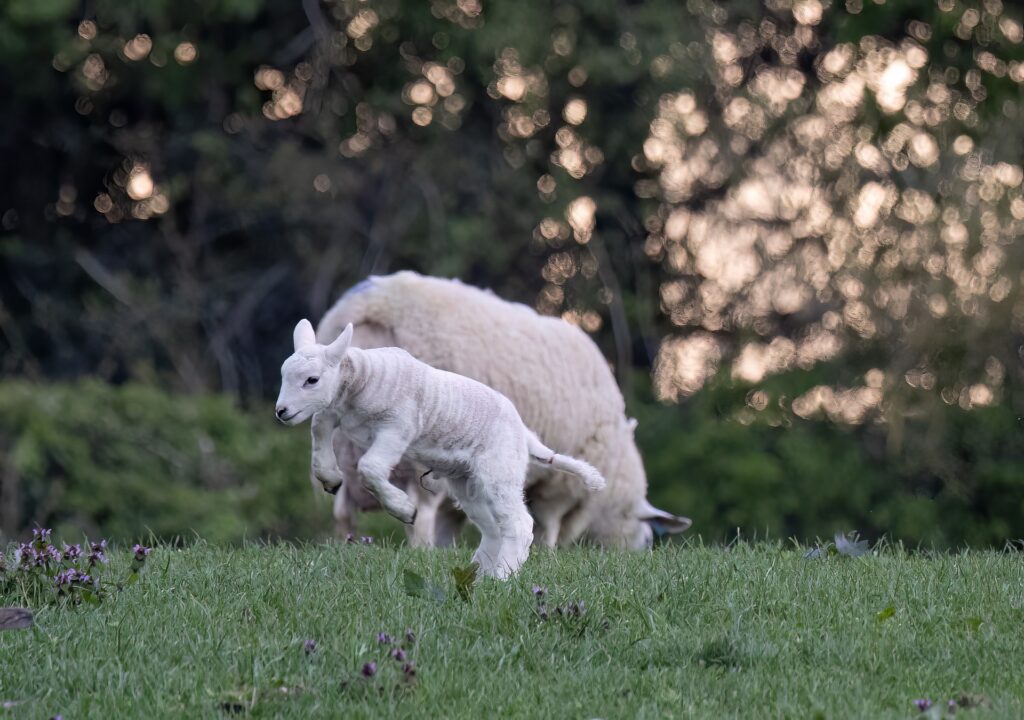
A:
276 319 353 426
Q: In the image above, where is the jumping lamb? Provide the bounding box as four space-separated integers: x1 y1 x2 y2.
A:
315 271 691 548
276 318 605 579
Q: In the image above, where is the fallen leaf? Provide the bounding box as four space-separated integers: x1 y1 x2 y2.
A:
451 563 478 603
834 532 869 558
0 608 33 631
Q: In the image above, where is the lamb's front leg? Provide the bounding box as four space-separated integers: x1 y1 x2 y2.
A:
311 412 345 494
357 431 417 524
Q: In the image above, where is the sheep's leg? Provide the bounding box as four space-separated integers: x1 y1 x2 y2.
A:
332 489 356 537
356 432 417 524
460 500 502 577
493 502 534 579
432 499 464 547
310 412 344 493
406 477 447 548
459 474 533 580
531 494 581 547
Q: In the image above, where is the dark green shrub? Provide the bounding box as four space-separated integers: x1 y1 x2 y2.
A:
0 380 329 544
633 374 1024 549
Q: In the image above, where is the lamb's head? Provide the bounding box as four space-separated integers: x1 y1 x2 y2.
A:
275 319 353 425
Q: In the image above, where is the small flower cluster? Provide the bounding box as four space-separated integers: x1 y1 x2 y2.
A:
344 533 374 545
0 528 152 607
913 695 989 716
531 585 586 622
53 568 94 590
345 628 418 694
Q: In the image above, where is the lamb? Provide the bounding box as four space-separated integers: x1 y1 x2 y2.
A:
314 271 691 548
276 318 605 579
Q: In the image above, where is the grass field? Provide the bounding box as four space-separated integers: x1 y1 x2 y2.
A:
2 540 1023 719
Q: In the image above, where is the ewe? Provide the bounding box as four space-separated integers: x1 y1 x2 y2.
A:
276 319 604 579
316 272 691 549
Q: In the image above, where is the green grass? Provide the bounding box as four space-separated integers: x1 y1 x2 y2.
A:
2 542 1024 719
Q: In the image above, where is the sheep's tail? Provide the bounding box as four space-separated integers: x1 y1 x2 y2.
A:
317 277 394 346
527 432 605 491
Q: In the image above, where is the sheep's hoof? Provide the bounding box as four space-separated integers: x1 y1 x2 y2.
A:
324 482 343 496
403 509 418 526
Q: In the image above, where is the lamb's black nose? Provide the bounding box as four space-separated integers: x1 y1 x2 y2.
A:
276 406 288 419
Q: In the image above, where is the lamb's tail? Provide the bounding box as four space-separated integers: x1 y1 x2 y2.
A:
527 432 605 491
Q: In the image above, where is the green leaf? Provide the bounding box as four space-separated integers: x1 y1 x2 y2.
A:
876 606 896 622
451 563 478 603
403 569 445 604
964 616 983 632
80 589 100 606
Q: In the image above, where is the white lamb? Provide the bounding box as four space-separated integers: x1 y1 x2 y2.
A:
275 318 605 579
314 271 691 549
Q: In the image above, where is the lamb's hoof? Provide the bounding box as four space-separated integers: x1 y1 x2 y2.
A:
324 482 343 496
312 458 345 486
403 509 418 526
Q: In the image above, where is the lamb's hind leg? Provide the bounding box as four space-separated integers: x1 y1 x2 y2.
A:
458 469 533 580
356 431 417 524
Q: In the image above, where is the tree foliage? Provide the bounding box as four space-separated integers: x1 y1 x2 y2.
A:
1 0 1023 545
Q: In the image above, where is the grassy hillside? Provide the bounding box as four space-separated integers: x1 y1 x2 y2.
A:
2 542 1023 719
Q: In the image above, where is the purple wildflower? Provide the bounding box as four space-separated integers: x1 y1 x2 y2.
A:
54 568 91 588
360 536 373 545
391 647 407 662
63 543 82 561
87 539 108 566
404 629 416 645
32 527 52 543
376 632 393 645
15 543 34 568
401 662 416 678
536 604 549 621
948 699 958 713
303 639 317 655
531 585 546 598
914 699 933 712
132 544 152 561
361 662 377 678
44 545 62 564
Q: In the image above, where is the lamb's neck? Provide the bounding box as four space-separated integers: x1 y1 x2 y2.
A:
333 348 372 409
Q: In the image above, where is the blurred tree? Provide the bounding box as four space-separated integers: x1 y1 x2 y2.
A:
1 0 1023 545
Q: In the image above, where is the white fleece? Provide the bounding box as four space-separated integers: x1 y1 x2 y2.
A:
316 271 691 548
277 319 604 579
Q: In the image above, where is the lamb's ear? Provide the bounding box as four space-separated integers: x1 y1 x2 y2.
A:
293 319 316 352
637 499 692 535
324 322 354 365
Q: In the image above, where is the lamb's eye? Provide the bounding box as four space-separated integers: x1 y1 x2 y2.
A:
305 376 319 387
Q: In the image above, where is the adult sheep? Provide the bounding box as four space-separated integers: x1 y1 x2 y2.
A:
314 271 691 548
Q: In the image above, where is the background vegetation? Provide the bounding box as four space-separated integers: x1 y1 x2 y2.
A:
1 0 1023 546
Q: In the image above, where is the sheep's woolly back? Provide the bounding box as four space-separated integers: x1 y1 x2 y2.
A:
317 271 648 544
